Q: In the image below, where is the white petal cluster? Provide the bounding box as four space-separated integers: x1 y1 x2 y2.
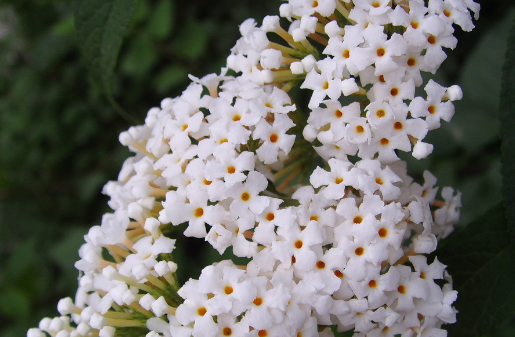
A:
29 1 478 337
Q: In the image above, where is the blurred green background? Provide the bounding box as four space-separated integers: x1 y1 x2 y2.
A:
0 0 513 336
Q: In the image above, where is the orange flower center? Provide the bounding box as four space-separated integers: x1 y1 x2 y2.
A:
194 208 204 217
378 228 388 237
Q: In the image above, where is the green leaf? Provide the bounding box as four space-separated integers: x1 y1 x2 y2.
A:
434 204 515 336
173 18 207 60
49 227 87 294
0 288 30 321
500 11 515 237
331 326 354 337
74 0 137 95
449 10 515 154
2 238 38 284
153 64 188 94
131 0 151 24
147 0 175 40
120 31 160 77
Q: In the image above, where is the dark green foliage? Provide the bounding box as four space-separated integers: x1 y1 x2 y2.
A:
434 204 515 336
74 0 139 123
74 0 138 96
500 9 515 238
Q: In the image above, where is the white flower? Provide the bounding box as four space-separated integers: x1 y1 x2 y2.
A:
368 72 415 106
434 186 462 228
387 265 430 312
225 170 270 220
323 25 364 76
310 158 360 200
215 313 250 337
292 15 318 42
30 0 480 335
302 247 346 295
197 261 256 315
260 48 284 69
423 80 456 130
272 220 324 271
163 191 220 238
301 59 343 109
242 277 291 330
250 86 296 116
354 0 392 16
352 24 408 75
154 141 197 182
204 144 255 187
345 117 371 145
308 101 361 143
254 198 296 244
254 113 296 164
183 158 226 202
356 159 402 201
335 194 384 244
348 265 400 308
366 101 395 128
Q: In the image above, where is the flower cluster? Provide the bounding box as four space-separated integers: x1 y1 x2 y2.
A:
28 1 478 337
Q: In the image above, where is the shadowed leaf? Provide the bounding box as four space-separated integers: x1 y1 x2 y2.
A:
500 9 515 238
74 0 137 122
435 204 515 336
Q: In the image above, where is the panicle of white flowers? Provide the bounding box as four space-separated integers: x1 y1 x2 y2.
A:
29 1 479 336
